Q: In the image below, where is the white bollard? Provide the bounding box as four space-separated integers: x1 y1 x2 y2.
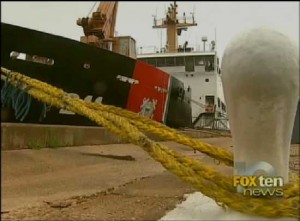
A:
221 27 299 184
161 28 299 221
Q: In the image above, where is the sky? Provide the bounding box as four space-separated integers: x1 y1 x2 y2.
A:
1 1 299 60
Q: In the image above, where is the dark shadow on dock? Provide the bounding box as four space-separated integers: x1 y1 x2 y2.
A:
81 152 136 161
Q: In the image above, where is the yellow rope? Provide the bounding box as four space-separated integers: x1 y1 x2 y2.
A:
1 67 299 218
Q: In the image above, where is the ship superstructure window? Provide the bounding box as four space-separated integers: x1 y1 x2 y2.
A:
157 57 166 67
195 56 204 66
205 78 209 82
205 95 215 105
147 58 157 66
185 56 194 72
205 55 215 71
166 57 175 66
218 98 221 107
137 54 217 69
221 102 226 112
175 57 184 66
205 95 215 112
139 58 157 66
139 58 147 63
216 58 221 74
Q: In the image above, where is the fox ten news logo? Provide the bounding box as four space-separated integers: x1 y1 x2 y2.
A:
233 161 284 197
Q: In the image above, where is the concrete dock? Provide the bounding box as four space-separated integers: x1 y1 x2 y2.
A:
1 123 299 220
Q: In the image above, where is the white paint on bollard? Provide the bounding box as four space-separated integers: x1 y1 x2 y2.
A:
160 192 297 221
221 27 299 183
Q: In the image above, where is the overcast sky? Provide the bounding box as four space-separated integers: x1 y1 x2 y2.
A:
1 1 299 60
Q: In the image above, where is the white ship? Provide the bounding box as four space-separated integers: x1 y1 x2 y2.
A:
137 1 229 130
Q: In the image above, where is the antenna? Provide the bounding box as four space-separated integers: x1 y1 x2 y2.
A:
160 29 163 52
152 7 158 24
192 4 196 23
87 1 98 17
152 8 161 53
153 1 197 53
193 4 196 16
152 14 156 27
202 36 207 52
214 27 217 51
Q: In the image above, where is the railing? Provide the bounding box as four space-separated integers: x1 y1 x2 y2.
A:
137 43 215 55
137 46 159 54
153 15 196 27
193 112 230 130
195 117 229 130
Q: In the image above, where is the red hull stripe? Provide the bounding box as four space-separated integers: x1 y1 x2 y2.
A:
126 61 170 123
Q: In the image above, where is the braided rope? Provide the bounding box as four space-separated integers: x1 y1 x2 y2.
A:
1 67 299 218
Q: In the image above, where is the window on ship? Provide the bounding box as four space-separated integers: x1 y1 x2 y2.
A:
185 56 194 72
205 95 215 105
205 55 215 72
139 58 148 64
221 102 226 112
175 57 185 66
195 56 204 66
192 55 215 71
157 57 166 67
166 57 175 66
205 95 215 112
148 58 157 66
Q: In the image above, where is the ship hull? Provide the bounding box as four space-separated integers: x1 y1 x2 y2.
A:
1 23 192 128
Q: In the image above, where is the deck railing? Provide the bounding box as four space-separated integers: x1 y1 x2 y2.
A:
137 42 215 55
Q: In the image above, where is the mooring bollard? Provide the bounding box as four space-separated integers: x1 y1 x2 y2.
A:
221 28 299 190
161 28 298 221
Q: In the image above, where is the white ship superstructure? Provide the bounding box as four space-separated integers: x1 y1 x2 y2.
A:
137 1 229 129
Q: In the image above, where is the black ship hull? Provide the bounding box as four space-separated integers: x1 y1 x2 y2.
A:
1 23 192 128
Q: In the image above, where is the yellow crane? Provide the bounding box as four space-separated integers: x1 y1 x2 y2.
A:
77 2 118 50
77 1 136 58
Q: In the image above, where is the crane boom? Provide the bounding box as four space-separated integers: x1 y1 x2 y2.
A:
96 2 118 39
77 2 118 50
77 1 137 58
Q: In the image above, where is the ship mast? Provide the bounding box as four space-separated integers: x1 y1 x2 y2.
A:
153 1 197 53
